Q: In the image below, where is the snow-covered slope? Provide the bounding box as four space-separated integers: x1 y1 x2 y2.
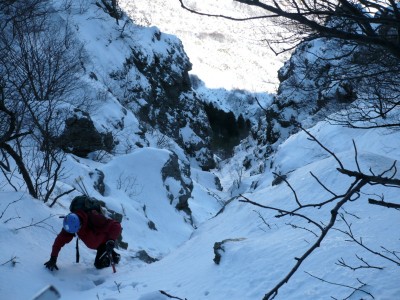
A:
2 118 400 300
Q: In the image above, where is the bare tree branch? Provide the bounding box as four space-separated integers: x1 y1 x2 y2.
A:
334 214 400 266
310 171 337 197
159 290 187 300
14 214 55 231
335 255 384 271
180 0 400 58
239 194 324 231
368 198 400 209
352 140 361 173
49 188 76 208
300 126 344 169
286 222 318 237
178 0 272 21
254 210 272 230
0 198 22 220
381 246 400 262
238 131 400 298
337 168 400 187
304 271 375 299
259 178 367 300
272 172 302 206
0 256 19 267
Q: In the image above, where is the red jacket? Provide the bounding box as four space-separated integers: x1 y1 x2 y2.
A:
51 210 122 257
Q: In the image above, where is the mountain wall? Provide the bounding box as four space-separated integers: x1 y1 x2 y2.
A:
52 1 216 170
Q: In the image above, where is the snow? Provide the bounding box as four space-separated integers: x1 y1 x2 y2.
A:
2 114 399 300
1 1 399 300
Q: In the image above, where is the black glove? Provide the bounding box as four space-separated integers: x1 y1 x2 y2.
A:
105 240 115 254
44 256 59 271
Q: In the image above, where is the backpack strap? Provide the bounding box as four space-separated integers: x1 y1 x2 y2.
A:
75 236 80 263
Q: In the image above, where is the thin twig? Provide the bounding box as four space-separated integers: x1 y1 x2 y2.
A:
1 256 19 266
14 215 55 231
280 178 361 216
310 171 337 196
114 281 121 293
178 0 273 21
159 290 187 300
240 194 323 231
300 126 344 169
335 255 384 271
254 210 272 229
352 140 362 173
254 97 269 113
49 187 76 208
286 222 318 237
304 271 375 299
340 207 361 219
334 214 400 266
0 198 22 220
272 172 302 206
378 160 397 178
381 246 400 261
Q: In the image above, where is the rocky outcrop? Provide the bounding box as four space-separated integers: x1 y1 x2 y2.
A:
110 27 215 170
259 38 358 148
251 6 400 153
90 169 106 196
213 238 246 265
57 110 115 157
161 152 193 216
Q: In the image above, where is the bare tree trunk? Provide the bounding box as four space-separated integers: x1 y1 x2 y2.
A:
1 142 37 198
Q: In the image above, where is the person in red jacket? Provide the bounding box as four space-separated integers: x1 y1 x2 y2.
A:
44 209 122 271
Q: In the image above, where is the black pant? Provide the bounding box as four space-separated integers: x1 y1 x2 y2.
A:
94 244 120 269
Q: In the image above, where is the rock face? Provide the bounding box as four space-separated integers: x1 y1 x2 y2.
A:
57 110 115 158
255 38 357 150
161 152 193 217
110 27 215 170
90 169 106 196
251 7 400 154
241 20 399 176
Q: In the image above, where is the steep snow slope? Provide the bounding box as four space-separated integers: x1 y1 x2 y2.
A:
1 118 399 300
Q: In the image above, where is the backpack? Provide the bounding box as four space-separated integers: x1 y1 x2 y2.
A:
69 195 106 215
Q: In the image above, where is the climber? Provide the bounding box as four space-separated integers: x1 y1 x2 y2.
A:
44 209 122 271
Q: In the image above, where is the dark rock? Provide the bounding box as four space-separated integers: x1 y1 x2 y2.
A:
213 238 246 265
161 153 193 216
90 169 105 196
147 220 157 231
135 250 158 264
213 241 224 265
272 174 287 186
57 111 115 157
